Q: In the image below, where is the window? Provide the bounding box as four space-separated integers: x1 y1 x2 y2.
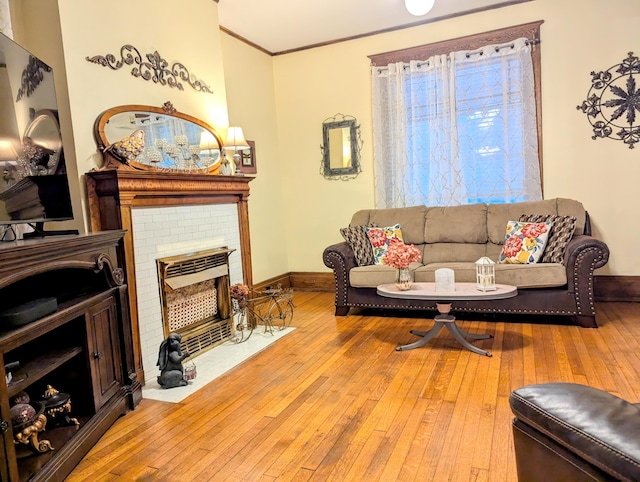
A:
370 22 543 208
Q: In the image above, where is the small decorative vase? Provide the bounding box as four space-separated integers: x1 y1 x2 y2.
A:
395 267 412 291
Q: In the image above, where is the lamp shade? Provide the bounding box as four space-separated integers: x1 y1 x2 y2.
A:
224 127 249 150
405 0 435 16
199 131 218 150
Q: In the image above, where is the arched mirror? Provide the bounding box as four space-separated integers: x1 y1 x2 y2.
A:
94 102 223 173
320 113 362 180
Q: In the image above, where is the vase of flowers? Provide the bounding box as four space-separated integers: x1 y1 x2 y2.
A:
383 242 421 291
395 267 413 291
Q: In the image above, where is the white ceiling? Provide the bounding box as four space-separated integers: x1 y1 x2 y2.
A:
217 0 530 54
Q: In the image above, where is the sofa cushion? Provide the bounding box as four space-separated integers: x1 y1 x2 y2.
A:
367 205 427 245
423 243 487 264
520 214 577 264
365 224 403 265
414 262 567 288
350 209 372 227
340 223 376 266
499 221 551 264
424 203 488 244
487 199 556 244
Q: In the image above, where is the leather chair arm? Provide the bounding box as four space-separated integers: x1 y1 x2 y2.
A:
510 383 640 481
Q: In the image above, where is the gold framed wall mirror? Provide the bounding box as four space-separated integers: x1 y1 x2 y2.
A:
94 102 224 173
320 114 362 180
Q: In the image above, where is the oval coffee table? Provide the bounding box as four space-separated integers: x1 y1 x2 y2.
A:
377 282 517 357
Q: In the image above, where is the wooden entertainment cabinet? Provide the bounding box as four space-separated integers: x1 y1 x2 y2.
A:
0 231 141 481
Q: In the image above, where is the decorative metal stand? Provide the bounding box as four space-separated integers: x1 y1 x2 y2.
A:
12 403 53 453
231 285 294 343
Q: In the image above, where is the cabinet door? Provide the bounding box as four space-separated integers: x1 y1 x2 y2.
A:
87 296 123 409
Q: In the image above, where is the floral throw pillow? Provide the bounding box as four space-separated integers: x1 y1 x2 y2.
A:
519 214 577 264
365 224 404 265
340 223 377 266
499 221 551 264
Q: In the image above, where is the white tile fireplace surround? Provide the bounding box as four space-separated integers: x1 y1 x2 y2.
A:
131 204 243 383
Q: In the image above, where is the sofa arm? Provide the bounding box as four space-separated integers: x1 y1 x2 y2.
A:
564 234 609 321
510 383 640 481
323 242 358 315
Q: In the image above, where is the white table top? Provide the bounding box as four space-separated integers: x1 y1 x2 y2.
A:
377 282 517 301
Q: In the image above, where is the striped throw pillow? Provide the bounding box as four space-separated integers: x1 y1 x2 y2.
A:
519 214 577 264
340 223 376 266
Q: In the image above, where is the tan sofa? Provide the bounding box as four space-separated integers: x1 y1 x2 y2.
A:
323 198 609 327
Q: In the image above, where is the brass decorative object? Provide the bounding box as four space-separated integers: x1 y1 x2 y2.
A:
86 44 213 94
16 55 52 101
577 52 640 149
40 385 79 427
12 402 53 453
162 101 177 114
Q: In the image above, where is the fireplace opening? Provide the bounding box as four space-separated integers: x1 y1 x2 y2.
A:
157 247 234 358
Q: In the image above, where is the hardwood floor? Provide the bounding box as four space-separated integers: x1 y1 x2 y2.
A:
67 292 640 481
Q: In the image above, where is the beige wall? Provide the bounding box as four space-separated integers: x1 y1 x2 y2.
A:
220 35 289 283
13 0 292 284
10 0 640 281
268 0 640 276
55 0 229 232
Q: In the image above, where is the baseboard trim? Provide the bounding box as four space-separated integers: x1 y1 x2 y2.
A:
289 272 334 292
594 275 640 302
261 272 640 302
253 273 292 292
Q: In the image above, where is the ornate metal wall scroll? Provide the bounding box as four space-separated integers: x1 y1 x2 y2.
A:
86 44 213 94
577 52 640 149
16 56 52 101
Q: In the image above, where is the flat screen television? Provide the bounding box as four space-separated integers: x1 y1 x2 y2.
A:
0 32 74 240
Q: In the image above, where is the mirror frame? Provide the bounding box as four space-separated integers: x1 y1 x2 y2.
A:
94 102 224 174
320 114 362 180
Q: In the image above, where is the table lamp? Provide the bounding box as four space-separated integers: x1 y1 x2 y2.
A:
224 127 249 175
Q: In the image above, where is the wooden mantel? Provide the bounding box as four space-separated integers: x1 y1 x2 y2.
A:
86 169 254 381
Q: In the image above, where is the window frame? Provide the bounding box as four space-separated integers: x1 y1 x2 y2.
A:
369 20 544 193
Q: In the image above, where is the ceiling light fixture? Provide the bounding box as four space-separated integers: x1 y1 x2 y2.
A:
404 0 435 16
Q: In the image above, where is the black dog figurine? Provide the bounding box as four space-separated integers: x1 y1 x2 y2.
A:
156 333 190 389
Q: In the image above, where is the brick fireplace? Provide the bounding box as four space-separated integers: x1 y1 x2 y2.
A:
86 170 253 386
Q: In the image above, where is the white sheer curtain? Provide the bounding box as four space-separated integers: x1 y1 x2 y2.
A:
0 0 12 38
372 38 541 208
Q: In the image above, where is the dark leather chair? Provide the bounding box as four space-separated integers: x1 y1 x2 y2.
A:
509 383 640 481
